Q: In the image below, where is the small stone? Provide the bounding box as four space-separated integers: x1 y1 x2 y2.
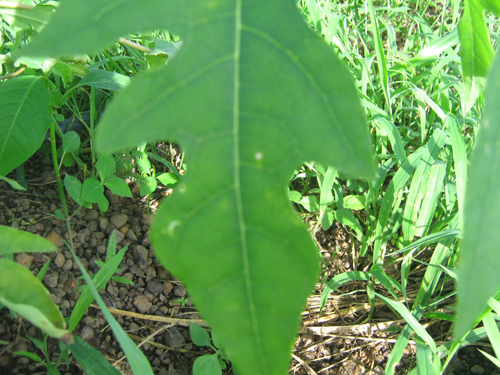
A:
19 199 30 211
99 218 109 232
46 231 64 247
110 229 125 244
173 286 186 297
164 327 185 348
134 295 152 313
146 280 164 295
108 193 121 205
75 228 91 243
126 229 138 241
470 365 485 374
97 245 107 255
110 214 128 228
146 266 156 279
62 259 73 271
35 223 44 231
132 245 149 269
86 220 98 232
54 253 65 268
128 322 140 333
15 253 33 269
44 272 59 288
84 210 99 221
80 325 94 341
142 213 153 226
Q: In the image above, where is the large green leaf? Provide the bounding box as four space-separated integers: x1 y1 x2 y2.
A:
25 1 375 374
456 52 500 339
0 76 53 176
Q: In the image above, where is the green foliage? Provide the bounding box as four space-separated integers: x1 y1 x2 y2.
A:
0 76 52 176
0 226 71 342
458 0 497 111
456 13 500 339
190 324 228 375
25 1 375 374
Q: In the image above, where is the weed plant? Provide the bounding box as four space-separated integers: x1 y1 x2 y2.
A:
1 0 500 374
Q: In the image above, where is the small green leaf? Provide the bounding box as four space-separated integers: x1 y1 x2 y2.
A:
139 176 157 196
156 172 180 187
193 354 222 375
51 62 73 86
96 155 116 181
0 259 71 341
64 175 85 206
0 174 26 191
343 195 366 210
0 225 56 256
81 177 104 203
97 196 109 213
62 131 81 154
78 70 131 92
104 176 133 198
190 324 212 347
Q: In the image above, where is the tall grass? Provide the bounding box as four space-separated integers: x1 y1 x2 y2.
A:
293 0 499 373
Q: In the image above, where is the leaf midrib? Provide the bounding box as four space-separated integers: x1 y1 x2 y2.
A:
232 1 266 371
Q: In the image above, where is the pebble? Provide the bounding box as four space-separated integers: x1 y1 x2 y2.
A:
46 231 64 247
62 259 73 271
134 295 152 313
76 228 91 243
471 365 485 374
133 245 149 269
111 213 128 228
108 193 121 205
147 280 164 295
127 229 138 241
44 272 59 288
80 325 94 341
54 253 65 268
164 327 185 348
99 218 109 231
173 286 187 297
110 229 125 244
84 210 99 221
15 253 33 269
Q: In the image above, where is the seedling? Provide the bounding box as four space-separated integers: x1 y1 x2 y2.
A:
189 324 229 375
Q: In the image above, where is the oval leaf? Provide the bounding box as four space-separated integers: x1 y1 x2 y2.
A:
0 76 53 175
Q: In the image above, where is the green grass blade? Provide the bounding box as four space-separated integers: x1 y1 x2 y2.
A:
368 0 391 114
414 160 446 237
415 339 441 375
69 247 153 374
483 311 500 359
458 0 495 111
67 336 121 375
446 114 468 229
320 271 370 311
375 293 437 353
68 246 128 332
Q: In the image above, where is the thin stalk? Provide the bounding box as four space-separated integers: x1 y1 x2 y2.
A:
49 122 70 219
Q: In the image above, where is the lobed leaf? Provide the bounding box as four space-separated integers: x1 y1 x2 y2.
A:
26 1 375 374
